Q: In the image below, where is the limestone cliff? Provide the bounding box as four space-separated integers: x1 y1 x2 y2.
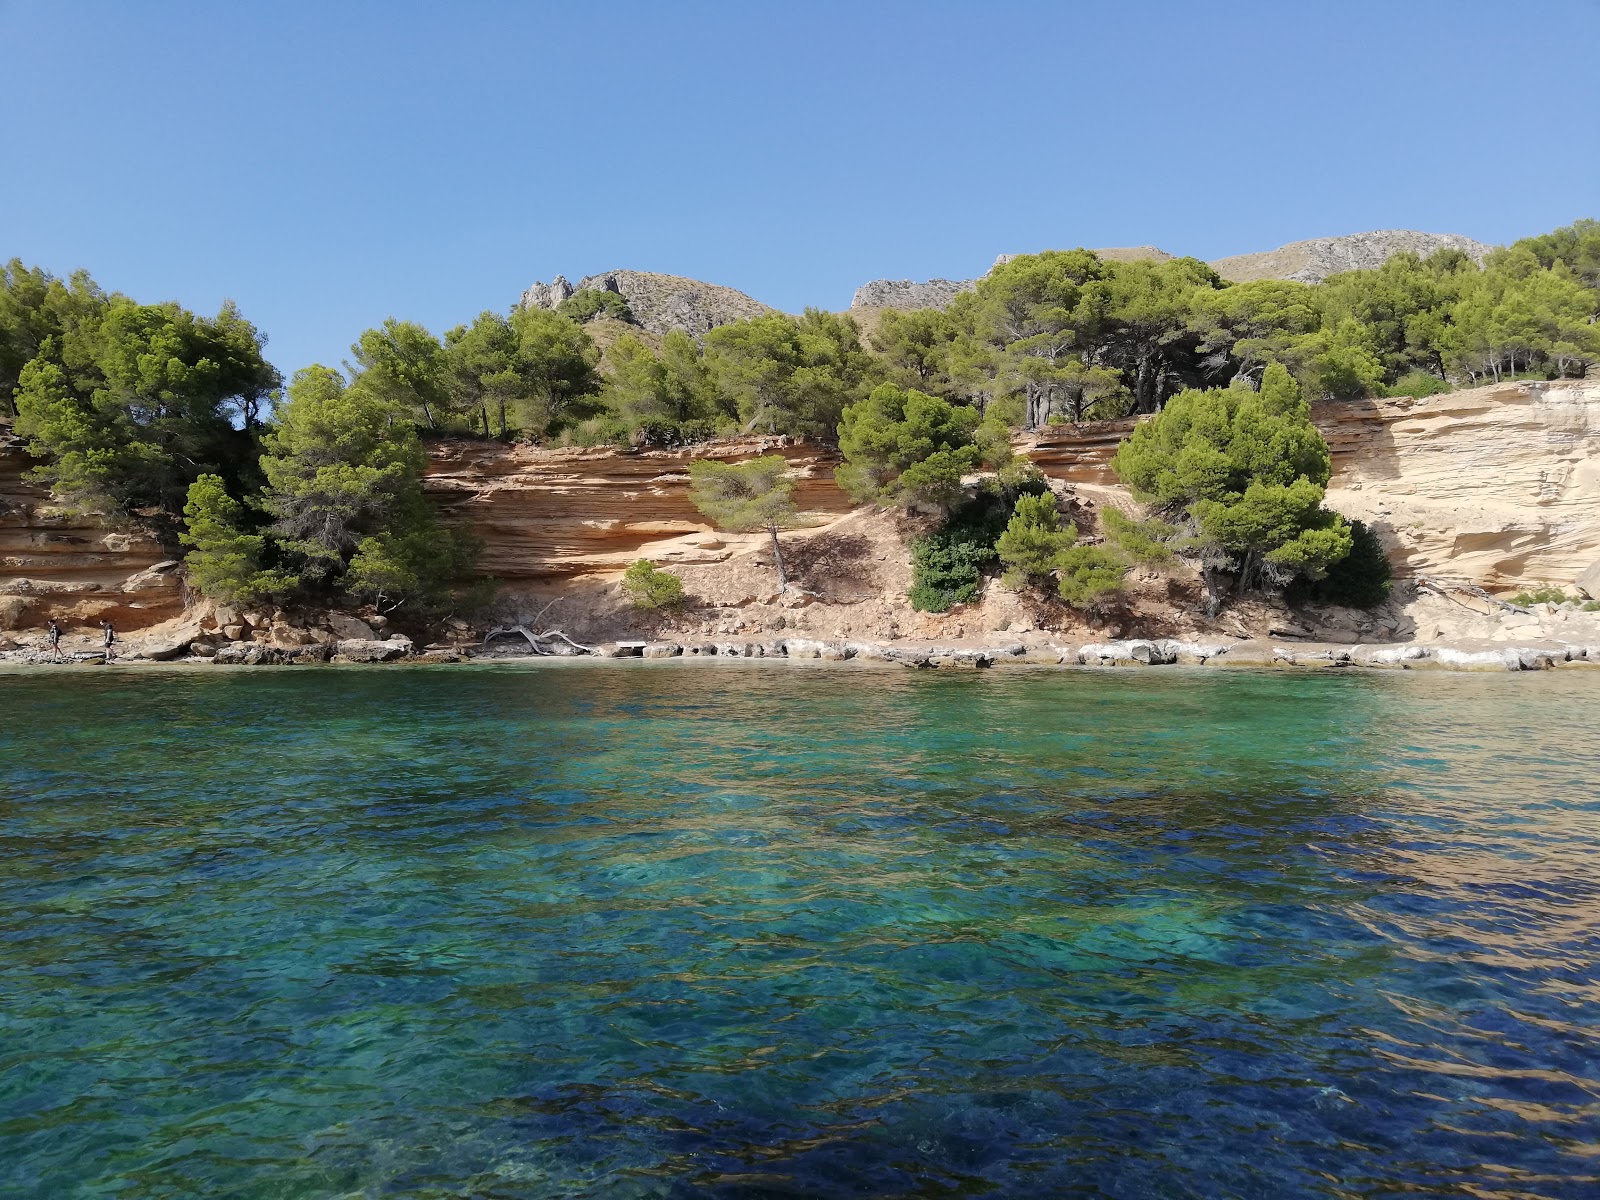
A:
1209 230 1493 284
1016 379 1600 591
422 436 853 581
0 430 186 632
4 379 1597 639
520 269 773 338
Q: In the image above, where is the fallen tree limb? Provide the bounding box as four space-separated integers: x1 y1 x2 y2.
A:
482 623 597 656
1416 575 1531 615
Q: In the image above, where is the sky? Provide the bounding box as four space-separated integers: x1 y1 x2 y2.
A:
4 0 1598 379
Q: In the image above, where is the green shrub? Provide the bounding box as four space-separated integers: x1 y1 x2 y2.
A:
1056 545 1126 610
557 289 636 325
1385 369 1451 398
1583 600 1600 612
561 414 633 447
1101 507 1175 566
1304 519 1392 608
1509 585 1571 606
908 502 1005 612
621 559 684 609
996 492 1076 588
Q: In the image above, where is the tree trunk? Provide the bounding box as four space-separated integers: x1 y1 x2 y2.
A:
1201 566 1226 617
1135 353 1156 413
767 522 789 592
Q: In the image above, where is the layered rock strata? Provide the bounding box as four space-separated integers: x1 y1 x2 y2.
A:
423 436 853 580
0 430 186 631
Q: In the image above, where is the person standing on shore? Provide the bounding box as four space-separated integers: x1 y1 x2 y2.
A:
47 618 64 661
100 618 116 662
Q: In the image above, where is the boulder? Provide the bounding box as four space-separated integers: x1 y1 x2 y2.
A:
929 647 993 668
1431 646 1522 672
845 642 893 661
1355 644 1432 668
1078 640 1175 666
641 642 682 658
1576 559 1600 601
0 595 35 629
333 636 412 663
1168 640 1233 665
189 641 217 658
221 624 246 641
326 612 378 641
121 561 181 592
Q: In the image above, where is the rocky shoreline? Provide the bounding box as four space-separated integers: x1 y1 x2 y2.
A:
6 632 1599 674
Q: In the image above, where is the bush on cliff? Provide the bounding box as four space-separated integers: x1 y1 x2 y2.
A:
1110 364 1352 611
995 493 1077 589
1290 519 1392 608
241 365 477 609
688 455 799 591
835 383 990 513
557 288 635 326
621 560 684 609
179 474 288 603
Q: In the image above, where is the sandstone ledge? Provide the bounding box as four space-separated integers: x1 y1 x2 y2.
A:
6 633 1597 674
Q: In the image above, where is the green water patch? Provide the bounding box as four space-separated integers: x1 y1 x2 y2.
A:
3 666 1598 1197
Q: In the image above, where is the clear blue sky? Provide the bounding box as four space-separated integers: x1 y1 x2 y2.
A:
4 0 1597 379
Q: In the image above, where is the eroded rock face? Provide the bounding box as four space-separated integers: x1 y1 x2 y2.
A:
1318 381 1600 591
520 269 773 338
1016 379 1600 594
1209 230 1492 284
850 278 975 311
423 436 853 580
0 431 186 631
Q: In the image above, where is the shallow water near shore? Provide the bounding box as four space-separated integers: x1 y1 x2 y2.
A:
2 665 1598 1198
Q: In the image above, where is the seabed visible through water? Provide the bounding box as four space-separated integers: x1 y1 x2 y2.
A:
2 664 1597 1198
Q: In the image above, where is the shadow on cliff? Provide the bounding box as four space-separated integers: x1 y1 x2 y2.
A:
1317 396 1404 484
784 532 881 603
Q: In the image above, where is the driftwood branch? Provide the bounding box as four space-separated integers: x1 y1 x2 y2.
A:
1417 575 1531 615
482 622 597 656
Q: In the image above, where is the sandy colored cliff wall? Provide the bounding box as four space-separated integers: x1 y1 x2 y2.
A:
0 432 186 631
426 379 1600 594
3 378 1597 634
422 436 853 580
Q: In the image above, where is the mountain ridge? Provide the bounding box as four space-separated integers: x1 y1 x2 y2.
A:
524 230 1499 332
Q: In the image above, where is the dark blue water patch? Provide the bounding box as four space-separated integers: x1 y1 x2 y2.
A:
1 664 1598 1198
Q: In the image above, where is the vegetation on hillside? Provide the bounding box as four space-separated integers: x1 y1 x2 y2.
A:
1 218 1593 616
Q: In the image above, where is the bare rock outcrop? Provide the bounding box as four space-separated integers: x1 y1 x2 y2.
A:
852 248 1175 313
850 278 975 311
1017 379 1600 594
1209 230 1493 284
423 436 853 580
0 430 186 632
520 269 773 338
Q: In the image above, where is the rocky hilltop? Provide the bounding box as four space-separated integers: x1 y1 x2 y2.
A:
847 232 1493 313
520 269 772 338
850 278 975 311
853 247 1177 312
1209 230 1494 284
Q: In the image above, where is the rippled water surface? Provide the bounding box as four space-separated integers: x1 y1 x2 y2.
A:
2 664 1598 1198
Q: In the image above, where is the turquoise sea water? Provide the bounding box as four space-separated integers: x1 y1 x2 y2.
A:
1 663 1598 1199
